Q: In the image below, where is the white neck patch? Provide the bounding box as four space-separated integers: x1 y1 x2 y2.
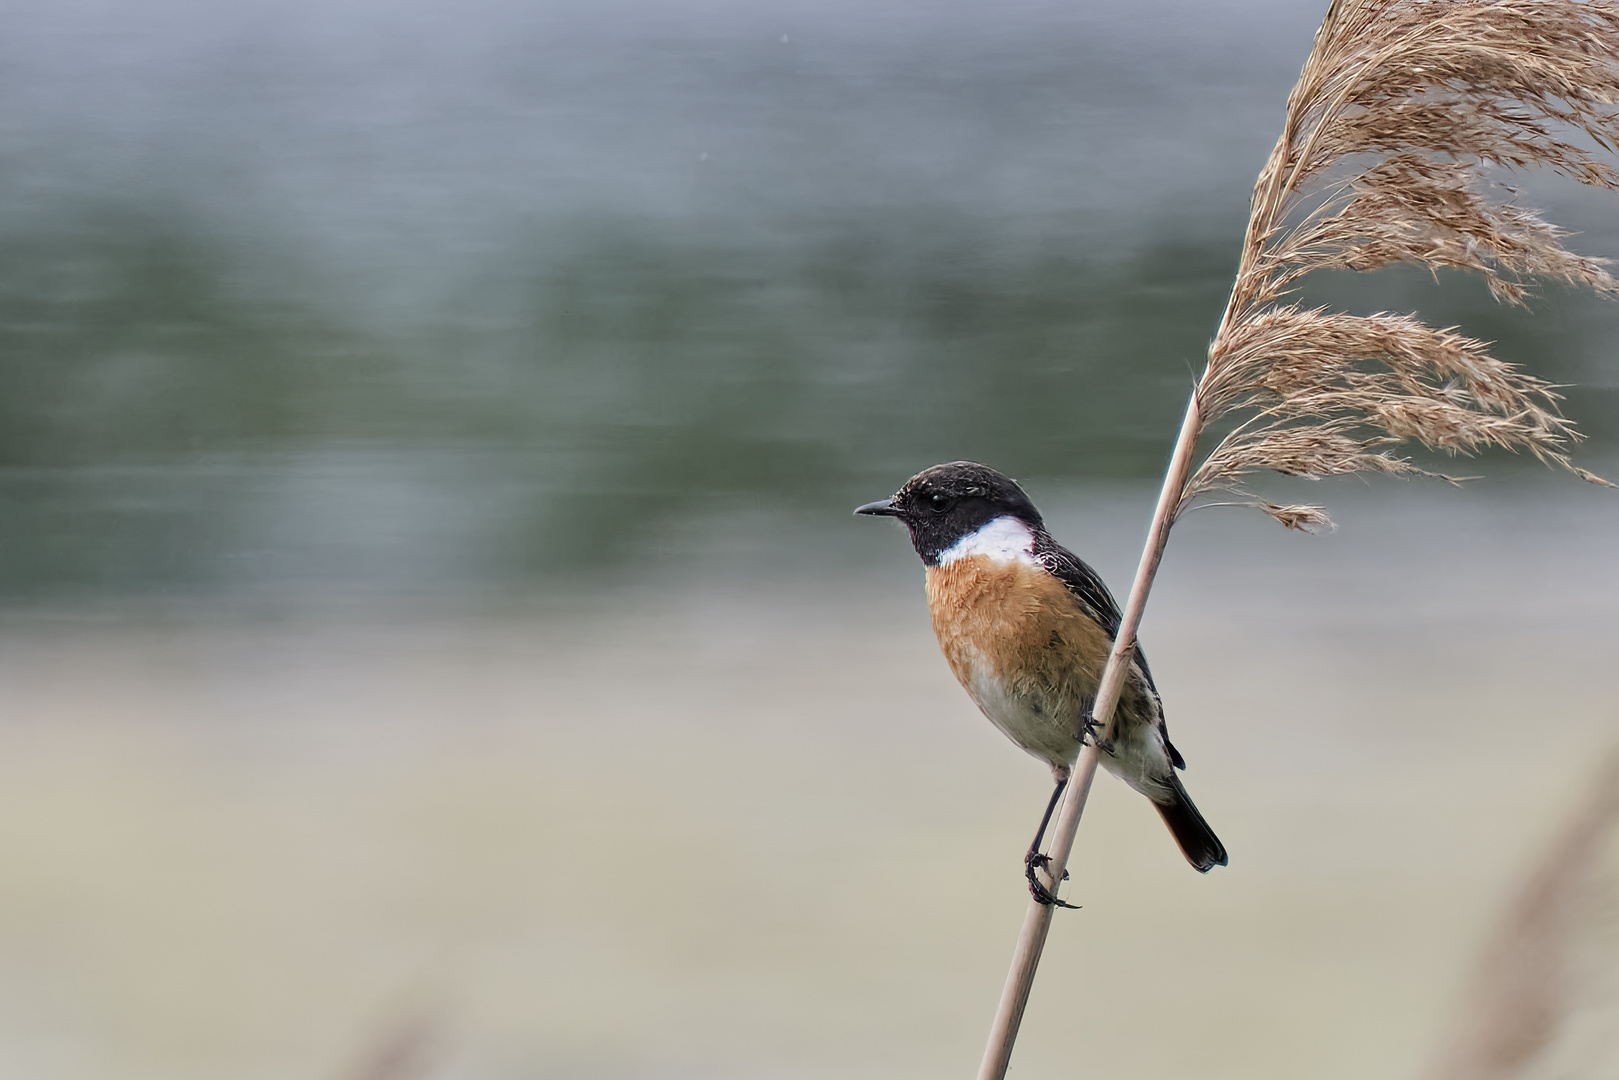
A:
936 515 1037 566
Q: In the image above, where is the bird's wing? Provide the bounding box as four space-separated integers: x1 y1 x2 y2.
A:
1033 536 1185 769
1031 538 1122 637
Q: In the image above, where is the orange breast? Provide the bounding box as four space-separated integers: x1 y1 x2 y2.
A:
924 555 1115 759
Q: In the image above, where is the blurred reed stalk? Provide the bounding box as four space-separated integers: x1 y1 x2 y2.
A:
334 999 444 1080
979 1 1619 1076
1427 752 1619 1080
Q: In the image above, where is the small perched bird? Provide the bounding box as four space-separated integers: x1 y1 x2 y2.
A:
857 461 1225 902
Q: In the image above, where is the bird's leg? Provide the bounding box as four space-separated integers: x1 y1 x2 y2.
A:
1024 776 1080 909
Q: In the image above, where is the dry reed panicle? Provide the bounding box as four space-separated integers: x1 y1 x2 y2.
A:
974 9 1619 1074
1428 753 1619 1080
1183 0 1619 529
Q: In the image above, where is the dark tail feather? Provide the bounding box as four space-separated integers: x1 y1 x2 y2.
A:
1155 775 1228 872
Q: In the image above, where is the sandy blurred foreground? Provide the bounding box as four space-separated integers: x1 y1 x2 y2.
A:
0 487 1615 1080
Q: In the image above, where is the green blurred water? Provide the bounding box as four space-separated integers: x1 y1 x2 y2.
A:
1 0 1616 602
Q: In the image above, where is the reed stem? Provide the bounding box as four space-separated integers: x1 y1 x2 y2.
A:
975 392 1205 1080
977 0 1619 1067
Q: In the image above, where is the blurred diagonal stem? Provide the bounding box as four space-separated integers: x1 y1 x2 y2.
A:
1427 751 1619 1080
978 0 1619 1074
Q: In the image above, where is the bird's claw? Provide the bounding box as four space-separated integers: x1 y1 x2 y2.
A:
1077 711 1115 755
1024 851 1080 909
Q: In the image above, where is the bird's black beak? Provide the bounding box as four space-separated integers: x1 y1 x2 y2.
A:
854 497 902 518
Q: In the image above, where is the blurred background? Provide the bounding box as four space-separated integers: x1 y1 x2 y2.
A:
1 0 1617 1077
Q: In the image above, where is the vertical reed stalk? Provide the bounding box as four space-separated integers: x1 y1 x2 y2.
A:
975 320 1206 1080
976 0 1619 1072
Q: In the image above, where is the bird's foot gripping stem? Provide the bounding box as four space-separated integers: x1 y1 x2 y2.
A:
1077 710 1114 755
1024 850 1080 909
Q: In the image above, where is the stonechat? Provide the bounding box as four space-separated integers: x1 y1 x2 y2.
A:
857 461 1226 904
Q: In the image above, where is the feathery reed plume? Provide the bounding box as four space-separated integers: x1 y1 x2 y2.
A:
1428 752 1619 1080
1187 0 1619 528
978 4 1619 1077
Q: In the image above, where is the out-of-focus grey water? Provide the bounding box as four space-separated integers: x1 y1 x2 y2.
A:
0 0 1615 602
3 2 1619 1079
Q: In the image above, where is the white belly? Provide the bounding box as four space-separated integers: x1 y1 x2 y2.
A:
963 651 1175 799
960 652 1087 771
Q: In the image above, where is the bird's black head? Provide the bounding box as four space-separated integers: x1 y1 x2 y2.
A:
855 461 1045 565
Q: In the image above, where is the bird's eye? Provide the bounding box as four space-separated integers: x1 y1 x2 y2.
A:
928 493 953 513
